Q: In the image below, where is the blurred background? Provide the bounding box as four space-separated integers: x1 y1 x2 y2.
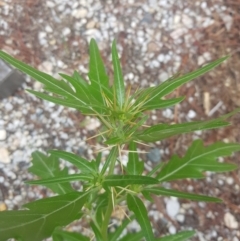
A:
0 0 240 240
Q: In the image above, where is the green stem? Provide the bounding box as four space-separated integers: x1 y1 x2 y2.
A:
101 145 121 240
101 193 114 241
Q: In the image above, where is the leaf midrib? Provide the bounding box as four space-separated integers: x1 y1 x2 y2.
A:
0 192 88 232
158 144 239 182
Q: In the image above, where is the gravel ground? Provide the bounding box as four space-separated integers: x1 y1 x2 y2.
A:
0 0 240 240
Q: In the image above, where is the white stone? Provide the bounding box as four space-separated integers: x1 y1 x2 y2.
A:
0 176 4 183
220 13 233 31
162 108 173 119
166 198 180 218
226 177 234 185
157 54 165 62
182 14 193 28
168 225 177 234
45 25 53 33
0 148 10 163
5 103 13 111
188 110 197 119
128 73 134 80
86 20 96 29
72 8 87 18
38 61 53 74
224 212 239 229
33 82 43 91
46 1 55 8
0 129 7 141
38 31 47 39
176 214 185 223
85 117 101 131
136 65 144 74
62 27 71 36
159 72 169 82
233 237 239 241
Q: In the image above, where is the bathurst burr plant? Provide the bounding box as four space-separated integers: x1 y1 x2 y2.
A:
0 39 239 241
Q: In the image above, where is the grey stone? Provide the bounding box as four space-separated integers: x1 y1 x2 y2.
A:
147 148 161 163
0 60 25 99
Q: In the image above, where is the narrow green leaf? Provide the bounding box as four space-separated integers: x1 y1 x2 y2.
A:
118 232 144 241
26 174 92 185
103 175 158 189
127 142 144 175
28 151 74 195
27 90 92 113
104 136 123 145
157 139 240 182
0 192 88 241
88 38 110 104
126 114 148 138
112 39 125 108
156 230 195 241
52 229 90 241
143 56 228 105
143 187 222 202
90 222 103 241
127 194 154 241
147 162 164 177
59 73 91 99
0 51 91 110
49 150 96 174
95 193 108 224
96 152 102 171
141 97 185 111
73 70 88 88
136 116 232 143
100 146 118 175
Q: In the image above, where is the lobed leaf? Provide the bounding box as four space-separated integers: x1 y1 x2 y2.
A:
127 194 155 241
157 139 240 182
0 192 88 241
156 230 195 241
143 187 221 202
28 151 74 195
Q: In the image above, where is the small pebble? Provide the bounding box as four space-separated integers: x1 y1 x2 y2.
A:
62 27 71 36
0 148 10 163
166 198 180 218
224 212 239 229
72 9 87 18
168 225 177 234
0 202 7 211
0 129 7 141
226 177 234 185
0 176 4 183
147 148 161 163
188 110 197 119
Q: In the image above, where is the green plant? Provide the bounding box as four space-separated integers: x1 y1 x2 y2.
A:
0 39 239 241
